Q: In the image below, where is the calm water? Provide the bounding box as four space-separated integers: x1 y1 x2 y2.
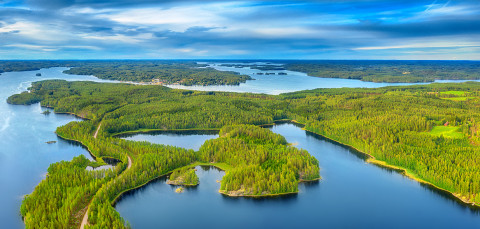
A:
0 68 115 228
119 130 218 151
166 62 478 95
2 65 480 228
115 123 480 229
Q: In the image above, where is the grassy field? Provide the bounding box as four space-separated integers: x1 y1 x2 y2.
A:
428 126 463 138
440 91 467 96
439 91 475 101
442 97 475 101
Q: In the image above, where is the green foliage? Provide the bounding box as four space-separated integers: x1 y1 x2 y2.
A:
63 61 251 86
284 60 480 83
0 60 251 86
12 80 480 228
168 168 199 186
429 126 463 139
6 91 42 105
199 125 320 196
21 155 120 228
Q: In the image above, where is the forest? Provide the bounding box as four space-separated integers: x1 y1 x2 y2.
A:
3 60 480 84
282 60 480 83
9 79 480 228
199 125 320 196
0 60 251 86
167 168 199 186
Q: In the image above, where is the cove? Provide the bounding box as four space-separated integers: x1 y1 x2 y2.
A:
115 123 480 229
0 67 117 229
166 62 480 95
118 130 219 151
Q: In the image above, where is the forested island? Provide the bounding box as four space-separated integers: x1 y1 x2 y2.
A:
2 60 480 84
0 60 251 86
8 79 480 228
282 60 480 83
167 168 199 186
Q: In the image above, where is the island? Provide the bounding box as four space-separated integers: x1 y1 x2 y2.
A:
9 79 480 228
0 60 252 86
167 168 199 186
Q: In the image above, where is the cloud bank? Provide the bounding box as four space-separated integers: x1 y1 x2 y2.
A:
0 0 479 59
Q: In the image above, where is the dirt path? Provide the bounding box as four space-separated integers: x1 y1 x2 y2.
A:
79 204 89 229
79 154 132 229
80 122 133 229
127 155 132 169
93 122 101 139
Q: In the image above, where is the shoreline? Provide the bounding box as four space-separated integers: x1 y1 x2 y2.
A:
219 190 298 197
42 105 90 120
111 128 220 137
51 110 480 207
299 124 480 208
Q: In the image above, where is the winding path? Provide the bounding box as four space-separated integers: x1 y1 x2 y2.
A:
93 122 101 139
80 122 132 229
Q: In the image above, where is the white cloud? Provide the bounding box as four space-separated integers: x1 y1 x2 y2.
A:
99 3 237 32
354 41 480 50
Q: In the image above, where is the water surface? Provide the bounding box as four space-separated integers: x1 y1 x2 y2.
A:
2 65 480 229
0 68 116 228
120 130 218 151
115 123 480 229
166 62 478 95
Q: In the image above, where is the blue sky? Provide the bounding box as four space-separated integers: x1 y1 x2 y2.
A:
0 0 479 59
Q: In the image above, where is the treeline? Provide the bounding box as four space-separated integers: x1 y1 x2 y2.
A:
86 140 197 228
168 168 199 186
20 155 121 228
199 125 320 196
63 61 251 86
283 60 480 83
0 60 251 86
10 80 480 228
0 60 69 73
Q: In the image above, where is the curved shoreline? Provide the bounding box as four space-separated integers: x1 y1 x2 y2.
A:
299 124 480 208
42 105 89 120
112 128 220 138
111 162 231 206
56 114 480 207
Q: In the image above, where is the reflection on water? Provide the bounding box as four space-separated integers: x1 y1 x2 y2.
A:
115 123 480 229
120 130 218 151
0 67 118 228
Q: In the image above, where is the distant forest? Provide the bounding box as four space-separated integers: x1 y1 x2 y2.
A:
0 60 251 86
281 60 480 83
1 60 480 84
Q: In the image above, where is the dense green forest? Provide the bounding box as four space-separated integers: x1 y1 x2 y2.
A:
282 60 480 83
3 60 480 84
63 61 251 86
0 60 251 86
10 79 480 228
167 168 199 186
200 125 319 195
9 81 317 228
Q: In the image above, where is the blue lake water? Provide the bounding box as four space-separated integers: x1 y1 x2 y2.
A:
119 130 218 151
0 68 115 229
166 62 478 95
115 123 480 229
1 65 480 228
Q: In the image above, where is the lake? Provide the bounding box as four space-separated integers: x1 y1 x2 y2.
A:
166 62 478 95
115 123 480 229
0 67 116 229
1 66 479 228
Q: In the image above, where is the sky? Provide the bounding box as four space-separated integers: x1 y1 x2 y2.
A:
0 0 479 60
